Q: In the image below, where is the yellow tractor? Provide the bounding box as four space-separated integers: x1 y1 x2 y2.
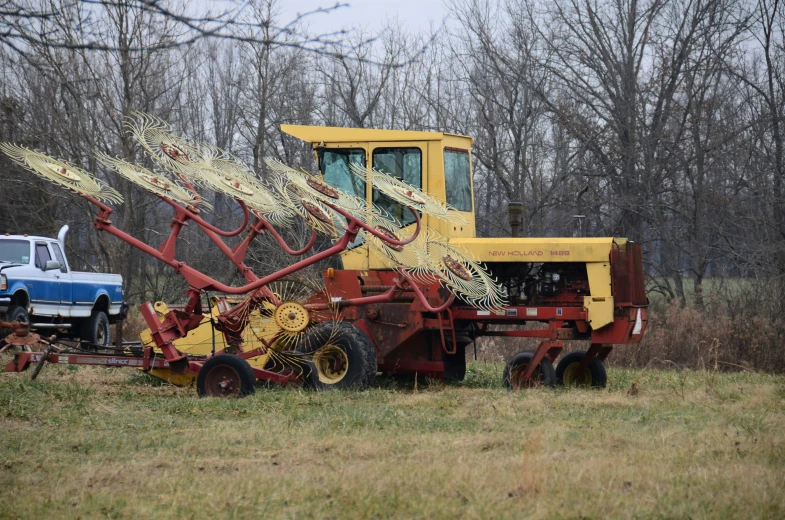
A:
139 125 648 390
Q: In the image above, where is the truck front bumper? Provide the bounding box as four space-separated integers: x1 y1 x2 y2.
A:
0 296 11 314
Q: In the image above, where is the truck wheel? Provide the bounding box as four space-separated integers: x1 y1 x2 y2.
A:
503 350 556 390
82 311 110 348
298 321 375 389
197 354 257 398
555 351 607 388
1 306 29 339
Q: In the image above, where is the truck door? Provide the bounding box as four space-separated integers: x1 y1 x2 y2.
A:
49 242 73 317
31 242 61 317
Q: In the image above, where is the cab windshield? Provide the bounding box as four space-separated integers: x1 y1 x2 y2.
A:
318 149 366 198
0 240 31 264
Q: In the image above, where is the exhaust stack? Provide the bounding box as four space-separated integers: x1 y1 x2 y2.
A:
508 202 524 237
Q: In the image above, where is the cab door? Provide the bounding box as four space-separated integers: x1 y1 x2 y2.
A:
369 142 427 270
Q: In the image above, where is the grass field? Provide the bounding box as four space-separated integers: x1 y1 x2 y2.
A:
1 363 784 519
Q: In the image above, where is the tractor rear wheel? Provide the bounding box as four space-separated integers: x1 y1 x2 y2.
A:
503 350 556 390
298 321 376 389
555 350 607 388
197 354 257 398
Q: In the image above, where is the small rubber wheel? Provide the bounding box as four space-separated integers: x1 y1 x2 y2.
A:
555 350 607 388
82 311 110 348
298 321 375 389
2 306 29 339
197 354 257 398
503 350 556 390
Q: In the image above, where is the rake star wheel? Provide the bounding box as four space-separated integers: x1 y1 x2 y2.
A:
349 163 467 224
407 231 507 311
127 112 204 180
265 158 367 217
269 174 344 238
95 153 206 210
0 145 124 204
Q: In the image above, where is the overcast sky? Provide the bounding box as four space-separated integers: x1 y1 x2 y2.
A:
279 1 448 36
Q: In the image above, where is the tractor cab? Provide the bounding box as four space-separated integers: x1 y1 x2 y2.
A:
281 125 476 270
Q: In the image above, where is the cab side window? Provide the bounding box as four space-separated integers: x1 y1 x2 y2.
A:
372 147 422 226
444 148 472 212
35 243 52 270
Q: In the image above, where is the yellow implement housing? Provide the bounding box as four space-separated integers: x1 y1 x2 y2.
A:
139 301 278 386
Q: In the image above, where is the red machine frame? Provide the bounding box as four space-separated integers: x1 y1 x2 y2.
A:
4 171 648 388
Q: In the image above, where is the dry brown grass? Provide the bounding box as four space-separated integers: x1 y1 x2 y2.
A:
478 302 785 373
1 362 784 519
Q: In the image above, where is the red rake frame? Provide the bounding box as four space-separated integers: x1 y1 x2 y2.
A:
63 179 448 385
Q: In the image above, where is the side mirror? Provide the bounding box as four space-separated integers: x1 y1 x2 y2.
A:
44 260 61 271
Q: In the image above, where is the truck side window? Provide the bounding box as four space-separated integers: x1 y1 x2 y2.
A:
51 243 68 273
35 243 51 270
372 147 422 226
444 148 473 212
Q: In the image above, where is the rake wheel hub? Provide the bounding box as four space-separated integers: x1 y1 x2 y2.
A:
394 185 426 204
375 226 404 252
159 142 190 164
443 254 473 281
306 179 339 199
45 163 81 181
274 301 310 332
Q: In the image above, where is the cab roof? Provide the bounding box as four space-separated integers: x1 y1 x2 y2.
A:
281 124 473 145
0 235 52 242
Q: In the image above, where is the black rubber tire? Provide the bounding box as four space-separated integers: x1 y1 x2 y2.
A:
197 354 257 398
82 311 110 348
298 321 375 389
296 360 326 391
1 306 29 339
555 350 607 388
502 350 557 390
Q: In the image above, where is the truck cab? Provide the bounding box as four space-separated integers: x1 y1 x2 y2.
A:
0 226 125 346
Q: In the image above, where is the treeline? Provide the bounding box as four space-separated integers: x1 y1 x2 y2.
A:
1 0 784 318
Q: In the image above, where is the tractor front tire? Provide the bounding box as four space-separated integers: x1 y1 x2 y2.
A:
555 350 607 388
197 354 257 398
82 311 110 348
503 350 557 390
298 321 376 389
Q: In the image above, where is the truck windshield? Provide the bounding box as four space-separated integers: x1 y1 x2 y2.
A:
319 149 366 198
444 149 472 212
0 240 30 264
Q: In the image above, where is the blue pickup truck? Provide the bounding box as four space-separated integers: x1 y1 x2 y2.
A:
0 226 125 346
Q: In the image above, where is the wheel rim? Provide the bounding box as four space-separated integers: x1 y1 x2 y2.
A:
204 365 242 397
96 323 107 346
509 363 541 390
562 363 592 387
312 345 349 384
